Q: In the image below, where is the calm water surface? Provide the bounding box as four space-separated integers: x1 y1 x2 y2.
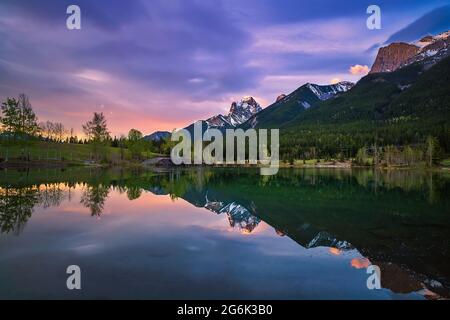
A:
0 167 449 299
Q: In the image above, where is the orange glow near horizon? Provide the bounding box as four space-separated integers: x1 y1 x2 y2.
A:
16 183 284 240
30 95 201 138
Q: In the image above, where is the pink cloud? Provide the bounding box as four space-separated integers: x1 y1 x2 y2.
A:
349 64 370 76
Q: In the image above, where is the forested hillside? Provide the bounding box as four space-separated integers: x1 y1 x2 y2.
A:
276 55 450 160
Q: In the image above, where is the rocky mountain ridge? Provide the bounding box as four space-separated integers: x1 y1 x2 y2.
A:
370 30 450 74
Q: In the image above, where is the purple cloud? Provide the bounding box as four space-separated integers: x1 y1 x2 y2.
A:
0 0 447 135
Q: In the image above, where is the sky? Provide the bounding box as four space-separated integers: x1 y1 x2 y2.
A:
1 0 450 137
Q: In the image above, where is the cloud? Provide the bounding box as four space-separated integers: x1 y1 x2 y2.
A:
188 78 205 84
350 258 371 270
251 19 379 55
0 0 259 100
0 0 149 31
349 64 370 76
0 0 445 135
223 0 437 25
75 70 111 83
330 78 341 84
385 5 450 43
0 0 264 134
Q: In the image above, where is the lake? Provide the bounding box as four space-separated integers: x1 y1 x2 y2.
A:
0 167 449 299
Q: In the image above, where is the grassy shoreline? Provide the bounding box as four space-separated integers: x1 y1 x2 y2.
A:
0 141 162 168
1 158 449 171
1 142 448 171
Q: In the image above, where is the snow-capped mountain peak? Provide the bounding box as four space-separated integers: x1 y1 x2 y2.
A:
415 31 450 48
401 30 450 69
205 96 262 129
204 196 260 234
306 82 354 101
228 96 262 126
370 29 450 74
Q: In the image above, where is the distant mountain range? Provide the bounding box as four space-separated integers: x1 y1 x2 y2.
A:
182 96 262 137
203 96 262 129
241 81 354 129
280 30 450 127
143 131 170 142
370 30 450 73
145 29 450 151
267 30 450 156
144 97 262 140
145 82 353 139
240 30 450 132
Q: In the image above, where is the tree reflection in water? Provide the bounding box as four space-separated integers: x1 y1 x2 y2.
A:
0 167 449 298
0 186 40 235
39 183 67 208
80 183 110 217
126 186 142 201
0 183 72 234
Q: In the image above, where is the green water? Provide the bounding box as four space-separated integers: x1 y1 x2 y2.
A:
0 167 449 299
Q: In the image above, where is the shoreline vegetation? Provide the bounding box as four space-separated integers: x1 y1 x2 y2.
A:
0 94 169 169
1 94 448 171
1 143 449 171
1 153 448 172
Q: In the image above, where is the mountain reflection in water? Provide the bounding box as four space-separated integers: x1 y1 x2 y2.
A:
0 167 449 299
